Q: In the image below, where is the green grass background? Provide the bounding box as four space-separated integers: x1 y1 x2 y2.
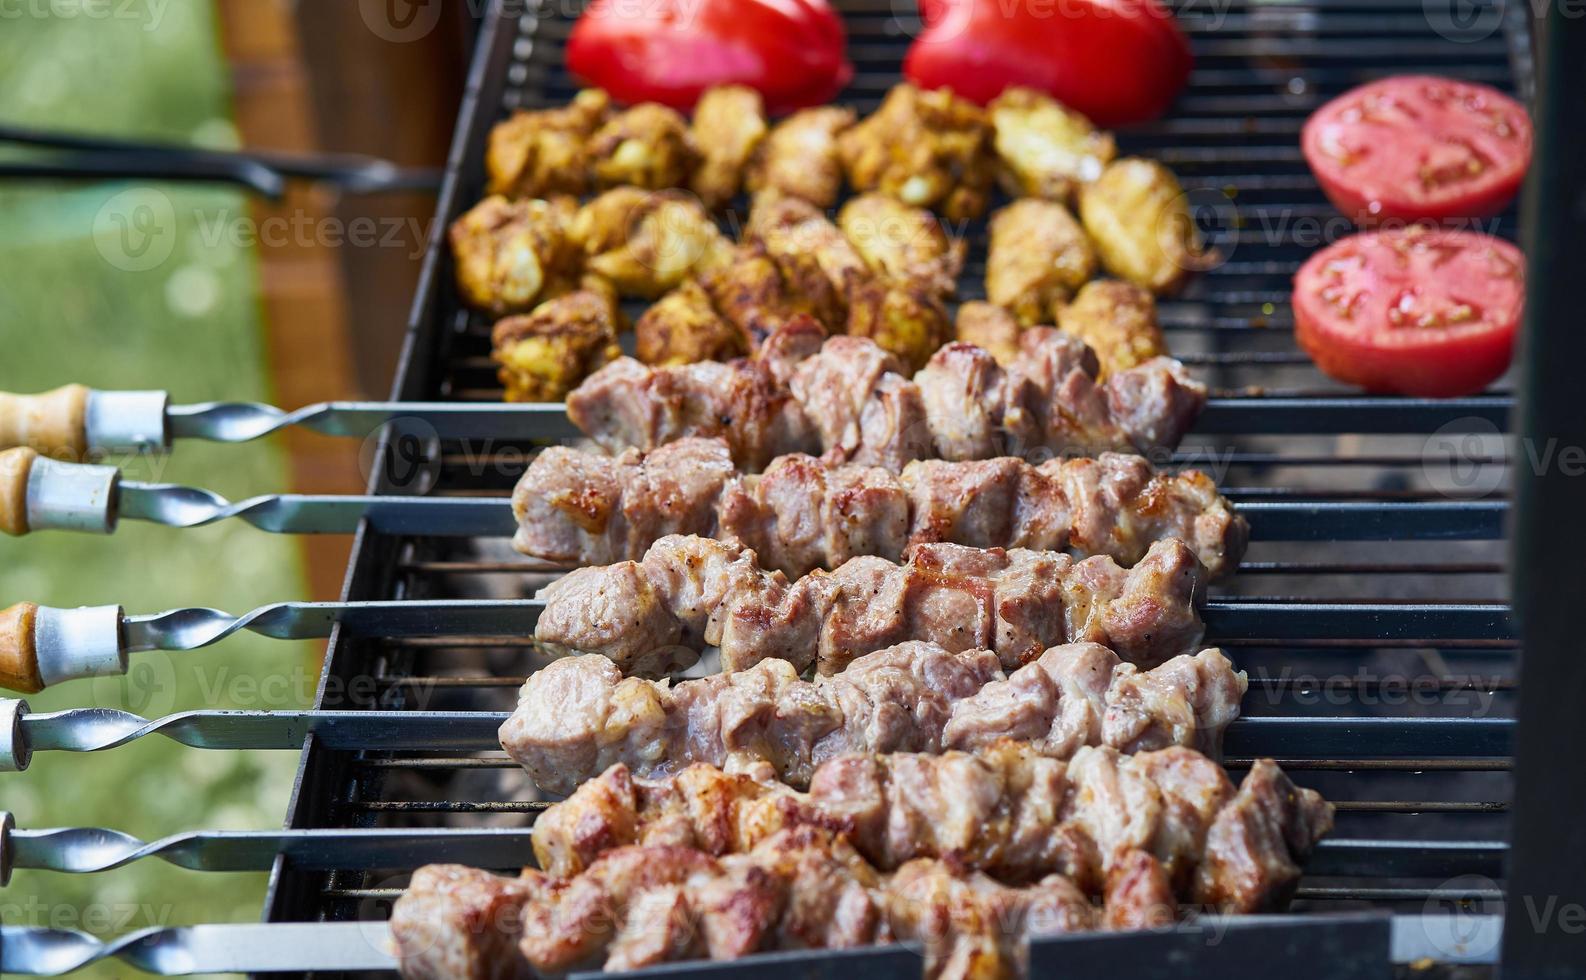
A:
0 2 316 974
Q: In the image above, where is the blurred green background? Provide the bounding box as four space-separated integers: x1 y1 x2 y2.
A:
0 2 315 975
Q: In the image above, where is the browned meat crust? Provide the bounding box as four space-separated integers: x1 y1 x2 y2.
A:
532 534 1206 676
566 322 1205 469
512 440 1246 579
395 826 1144 980
498 642 1245 793
532 740 1331 916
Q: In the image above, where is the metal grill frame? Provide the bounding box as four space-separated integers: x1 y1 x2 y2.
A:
256 0 1575 975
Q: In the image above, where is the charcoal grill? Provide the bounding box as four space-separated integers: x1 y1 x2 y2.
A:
2 0 1583 975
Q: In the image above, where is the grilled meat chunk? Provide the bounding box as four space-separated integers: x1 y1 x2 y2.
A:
837 192 965 298
502 642 1243 796
838 84 996 221
484 88 610 199
635 278 746 365
571 187 732 299
587 102 701 190
841 277 954 374
689 85 768 209
989 87 1116 202
986 198 1097 326
490 289 622 402
533 534 1205 675
1057 279 1168 377
512 439 1245 578
954 301 1023 366
399 828 1124 980
390 864 543 980
746 191 871 296
1080 157 1217 294
534 736 1327 918
699 243 845 346
567 322 1205 465
746 106 855 208
449 195 579 316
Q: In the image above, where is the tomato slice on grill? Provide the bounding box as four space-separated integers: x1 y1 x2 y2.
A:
1301 75 1532 224
1292 228 1525 397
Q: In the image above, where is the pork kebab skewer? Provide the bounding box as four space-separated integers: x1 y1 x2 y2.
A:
514 438 1248 579
567 317 1206 471
535 741 1335 915
501 641 1245 794
533 533 1207 677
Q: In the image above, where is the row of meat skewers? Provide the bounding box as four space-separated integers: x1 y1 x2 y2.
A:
384 80 1312 980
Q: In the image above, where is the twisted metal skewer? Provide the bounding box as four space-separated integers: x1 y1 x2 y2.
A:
0 923 395 975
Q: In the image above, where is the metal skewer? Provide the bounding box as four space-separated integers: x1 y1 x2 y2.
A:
0 384 1512 461
0 699 1517 773
0 597 1514 694
0 450 1507 539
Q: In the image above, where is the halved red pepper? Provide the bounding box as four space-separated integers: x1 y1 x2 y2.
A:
905 0 1193 126
567 0 854 113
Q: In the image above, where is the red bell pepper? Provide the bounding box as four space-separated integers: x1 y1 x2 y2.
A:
567 0 854 114
904 0 1192 126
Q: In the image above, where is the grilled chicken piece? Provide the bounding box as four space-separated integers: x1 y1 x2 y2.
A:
501 642 1243 795
839 84 996 221
533 734 1330 920
1080 157 1217 294
570 187 732 299
568 321 1205 467
396 827 1121 980
484 88 610 199
746 191 871 295
532 534 1206 676
837 192 965 298
448 195 579 316
954 301 1023 366
1057 279 1168 377
587 102 701 190
512 439 1246 578
986 198 1097 326
746 106 855 208
989 87 1116 202
490 289 622 402
841 277 953 373
699 243 845 347
635 278 745 365
688 85 768 209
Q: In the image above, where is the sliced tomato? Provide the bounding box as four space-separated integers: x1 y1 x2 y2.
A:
1302 75 1532 224
1293 228 1525 397
904 0 1191 127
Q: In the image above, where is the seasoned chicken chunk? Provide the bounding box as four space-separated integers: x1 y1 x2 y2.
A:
844 276 952 373
635 278 745 366
1057 280 1168 377
448 194 579 316
1080 157 1216 294
990 87 1116 202
954 301 1022 366
837 192 965 298
699 244 844 347
745 106 855 208
689 85 768 209
485 88 610 199
571 187 732 299
746 191 871 296
588 102 701 190
492 289 623 402
838 84 996 221
986 198 1097 325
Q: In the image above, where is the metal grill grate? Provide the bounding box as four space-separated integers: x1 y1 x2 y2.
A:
262 0 1529 973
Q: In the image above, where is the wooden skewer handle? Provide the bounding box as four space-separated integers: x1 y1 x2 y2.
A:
0 602 42 695
0 385 90 460
0 448 36 536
